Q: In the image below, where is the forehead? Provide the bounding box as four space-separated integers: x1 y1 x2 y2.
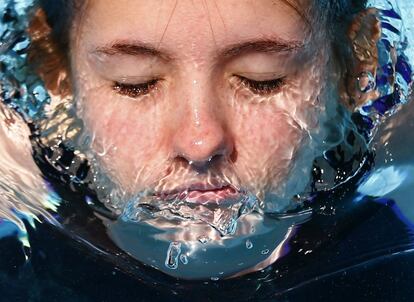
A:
79 0 310 49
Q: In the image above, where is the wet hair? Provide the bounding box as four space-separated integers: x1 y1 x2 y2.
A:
27 1 75 97
34 0 78 55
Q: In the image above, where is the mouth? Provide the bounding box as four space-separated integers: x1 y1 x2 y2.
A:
124 182 258 236
154 183 241 205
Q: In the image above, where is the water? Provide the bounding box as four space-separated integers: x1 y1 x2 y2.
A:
0 0 414 301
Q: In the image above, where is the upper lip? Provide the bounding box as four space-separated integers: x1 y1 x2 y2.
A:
154 181 231 197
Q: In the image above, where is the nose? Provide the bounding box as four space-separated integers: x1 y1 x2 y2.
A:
171 102 233 169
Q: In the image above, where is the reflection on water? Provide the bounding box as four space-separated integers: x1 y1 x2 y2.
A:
0 0 413 300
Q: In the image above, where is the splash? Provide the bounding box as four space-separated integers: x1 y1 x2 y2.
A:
121 186 258 236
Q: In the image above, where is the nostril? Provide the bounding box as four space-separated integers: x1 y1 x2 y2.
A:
229 149 238 163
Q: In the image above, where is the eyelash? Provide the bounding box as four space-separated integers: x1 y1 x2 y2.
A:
237 76 285 95
113 79 158 98
112 76 285 98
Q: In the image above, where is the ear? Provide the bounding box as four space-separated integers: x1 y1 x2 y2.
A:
345 8 381 110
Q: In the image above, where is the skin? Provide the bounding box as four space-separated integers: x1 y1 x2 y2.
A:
69 0 336 204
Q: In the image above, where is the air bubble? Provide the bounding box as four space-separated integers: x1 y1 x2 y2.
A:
165 242 181 270
261 249 270 255
179 254 188 265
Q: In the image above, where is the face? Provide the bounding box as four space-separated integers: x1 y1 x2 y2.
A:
69 0 335 212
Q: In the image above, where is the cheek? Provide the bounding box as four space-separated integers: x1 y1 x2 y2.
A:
234 105 304 162
228 85 321 189
232 109 305 192
230 75 322 153
78 88 167 181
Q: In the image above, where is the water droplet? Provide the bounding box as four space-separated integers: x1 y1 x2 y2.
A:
165 242 181 270
179 254 188 265
210 277 219 281
246 239 253 249
85 196 94 205
261 249 270 255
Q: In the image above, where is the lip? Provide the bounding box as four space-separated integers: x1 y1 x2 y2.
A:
154 183 241 205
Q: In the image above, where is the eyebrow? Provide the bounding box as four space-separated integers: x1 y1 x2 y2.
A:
93 41 174 61
220 38 304 58
92 38 303 61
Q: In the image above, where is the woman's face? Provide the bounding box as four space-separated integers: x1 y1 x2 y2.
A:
70 0 334 207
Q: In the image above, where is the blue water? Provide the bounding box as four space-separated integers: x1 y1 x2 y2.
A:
0 0 414 301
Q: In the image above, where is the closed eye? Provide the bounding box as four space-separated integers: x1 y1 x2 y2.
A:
237 75 285 95
113 79 159 98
